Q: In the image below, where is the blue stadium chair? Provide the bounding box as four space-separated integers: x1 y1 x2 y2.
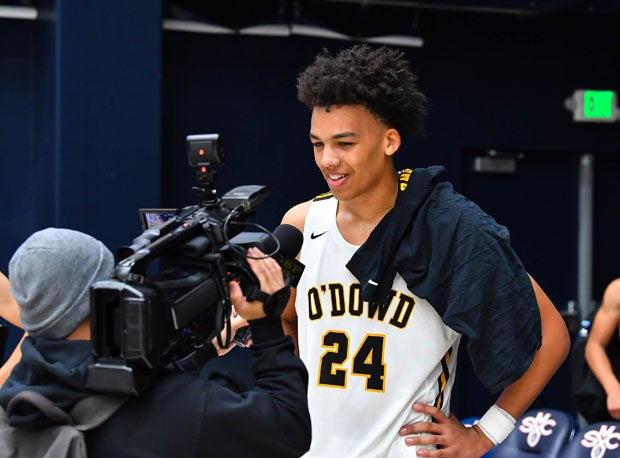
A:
492 409 577 458
560 421 620 458
462 416 482 428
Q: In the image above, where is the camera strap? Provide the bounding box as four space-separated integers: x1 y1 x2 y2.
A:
253 278 291 318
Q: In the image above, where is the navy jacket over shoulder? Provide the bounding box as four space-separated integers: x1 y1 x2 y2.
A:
347 166 542 394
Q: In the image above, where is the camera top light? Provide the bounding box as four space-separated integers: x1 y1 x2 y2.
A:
186 133 224 167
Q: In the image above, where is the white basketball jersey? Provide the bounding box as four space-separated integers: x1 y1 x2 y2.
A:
296 195 461 457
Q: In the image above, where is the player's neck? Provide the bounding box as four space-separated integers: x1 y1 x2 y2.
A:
337 173 399 245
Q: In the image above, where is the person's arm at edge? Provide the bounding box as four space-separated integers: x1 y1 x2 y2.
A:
401 275 570 458
0 333 25 388
585 278 620 419
0 272 20 328
280 200 311 355
0 271 26 388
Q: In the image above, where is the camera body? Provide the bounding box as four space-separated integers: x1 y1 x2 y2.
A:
87 134 273 395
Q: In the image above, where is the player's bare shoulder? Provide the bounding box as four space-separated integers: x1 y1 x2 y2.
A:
602 278 620 315
282 200 312 234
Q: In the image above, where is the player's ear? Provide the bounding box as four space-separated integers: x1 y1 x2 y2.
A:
384 128 401 157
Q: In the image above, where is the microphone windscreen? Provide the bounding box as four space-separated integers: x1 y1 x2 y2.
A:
272 224 303 259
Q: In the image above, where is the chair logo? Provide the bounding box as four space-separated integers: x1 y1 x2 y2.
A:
581 424 620 458
518 412 557 447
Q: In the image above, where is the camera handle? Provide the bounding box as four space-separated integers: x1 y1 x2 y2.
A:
192 167 219 207
205 252 235 350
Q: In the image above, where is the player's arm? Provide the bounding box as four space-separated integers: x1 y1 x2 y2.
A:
400 275 570 458
279 200 311 355
281 287 299 355
490 275 570 421
585 278 620 419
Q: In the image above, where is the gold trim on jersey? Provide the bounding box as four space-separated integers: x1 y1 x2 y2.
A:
399 168 413 191
313 191 333 201
311 168 412 197
434 347 453 409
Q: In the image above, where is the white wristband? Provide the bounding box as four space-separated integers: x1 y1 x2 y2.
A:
476 404 516 445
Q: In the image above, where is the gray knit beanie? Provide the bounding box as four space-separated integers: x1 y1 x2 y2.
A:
8 227 114 339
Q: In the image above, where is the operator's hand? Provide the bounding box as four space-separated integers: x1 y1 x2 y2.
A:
229 247 286 321
398 403 494 458
211 307 250 355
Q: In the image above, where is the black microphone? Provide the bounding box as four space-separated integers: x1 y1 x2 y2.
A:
227 223 304 285
272 223 303 258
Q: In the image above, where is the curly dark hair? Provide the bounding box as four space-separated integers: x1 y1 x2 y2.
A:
297 44 428 140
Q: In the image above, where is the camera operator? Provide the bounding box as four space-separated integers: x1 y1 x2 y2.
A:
0 227 311 457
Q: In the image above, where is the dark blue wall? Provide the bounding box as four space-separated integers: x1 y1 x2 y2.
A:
1 0 161 355
1 1 162 267
1 17 36 271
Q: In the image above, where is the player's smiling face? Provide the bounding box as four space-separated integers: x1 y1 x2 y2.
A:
309 105 399 203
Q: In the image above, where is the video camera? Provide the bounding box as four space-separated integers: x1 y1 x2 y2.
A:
86 133 303 395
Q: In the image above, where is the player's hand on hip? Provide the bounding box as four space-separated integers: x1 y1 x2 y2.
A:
399 403 494 458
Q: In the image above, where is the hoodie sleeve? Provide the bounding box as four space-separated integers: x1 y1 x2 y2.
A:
199 317 311 457
347 166 447 305
397 183 542 393
349 167 541 394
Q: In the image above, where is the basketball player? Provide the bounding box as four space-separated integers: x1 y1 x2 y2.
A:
281 44 570 457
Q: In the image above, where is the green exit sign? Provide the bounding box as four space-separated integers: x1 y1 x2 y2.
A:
583 90 615 119
568 89 618 122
